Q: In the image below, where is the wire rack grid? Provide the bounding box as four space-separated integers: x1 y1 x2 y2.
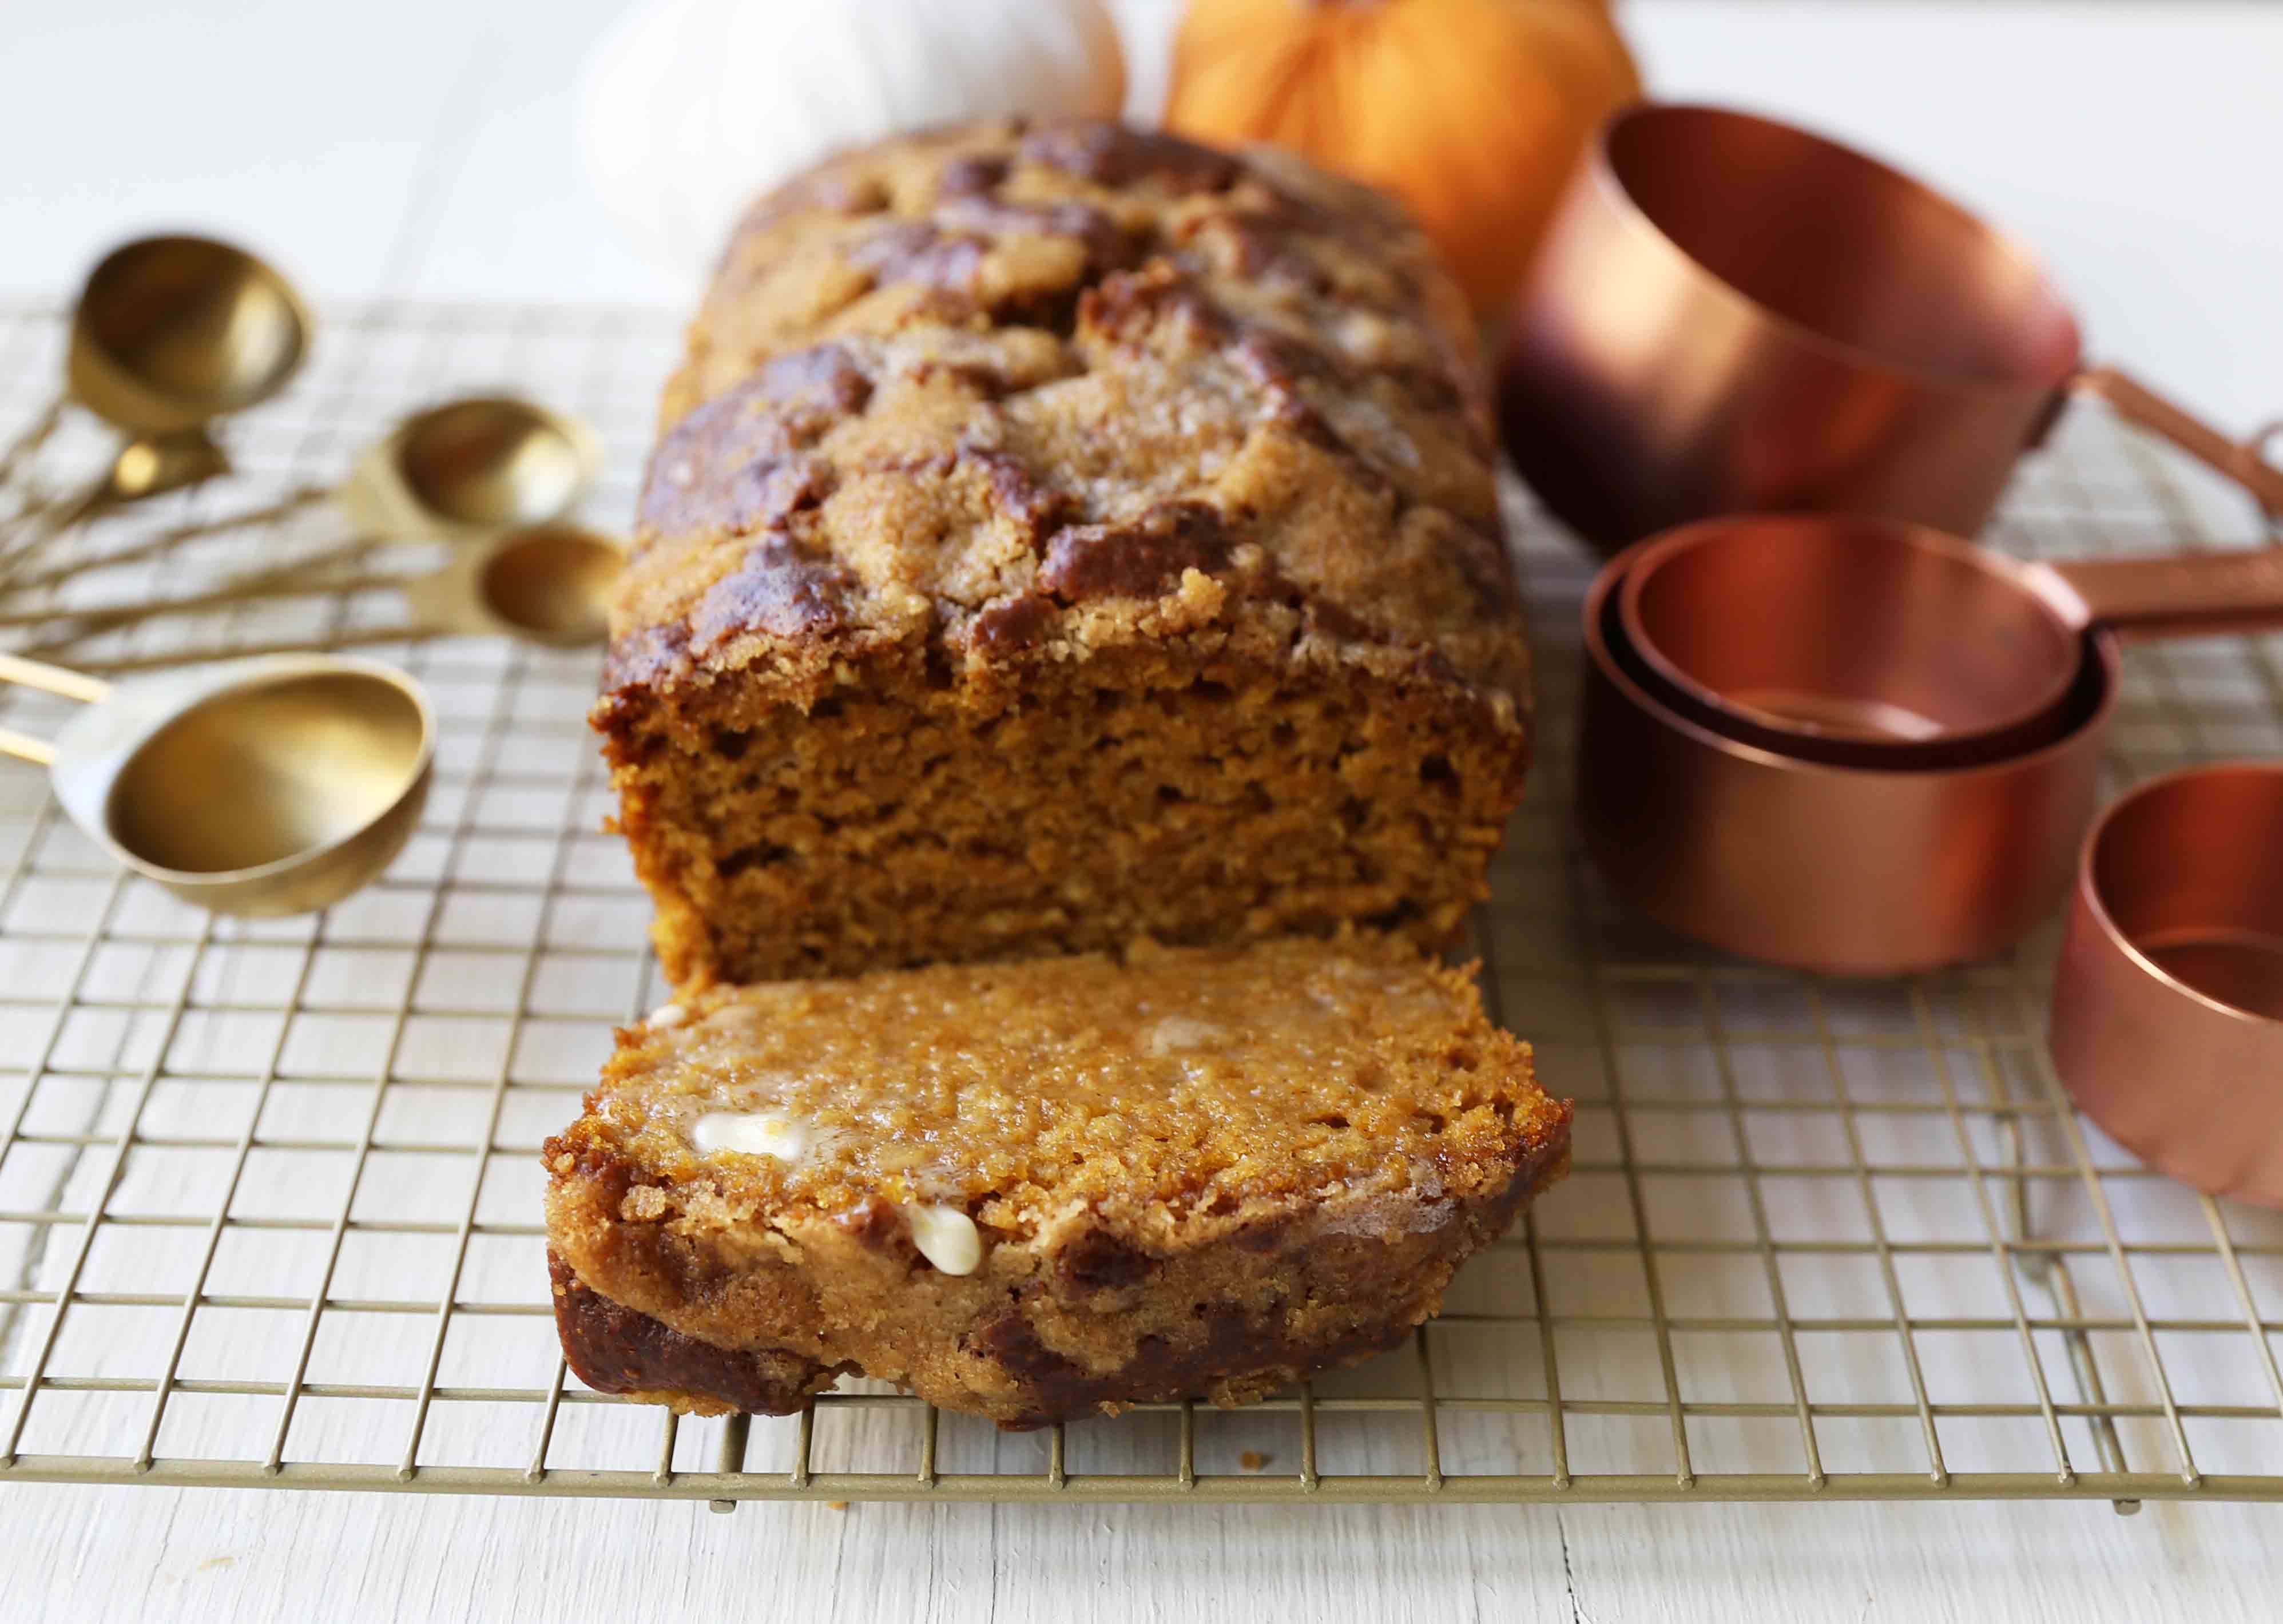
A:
0 301 2280 1511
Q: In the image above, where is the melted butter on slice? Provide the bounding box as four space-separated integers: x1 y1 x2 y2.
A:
904 1204 983 1276
689 1110 813 1162
1146 1015 1229 1056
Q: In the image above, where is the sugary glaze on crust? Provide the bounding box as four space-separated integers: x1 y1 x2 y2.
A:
594 120 1533 987
562 935 1543 1221
543 935 1570 1427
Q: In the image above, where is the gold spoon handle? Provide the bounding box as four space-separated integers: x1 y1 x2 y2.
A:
0 534 392 634
0 398 64 493
0 470 108 558
0 726 57 767
0 649 111 698
0 650 108 765
0 428 232 570
39 624 435 676
3 484 332 597
0 649 112 703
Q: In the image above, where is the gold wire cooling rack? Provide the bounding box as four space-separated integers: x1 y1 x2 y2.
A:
0 301 2280 1512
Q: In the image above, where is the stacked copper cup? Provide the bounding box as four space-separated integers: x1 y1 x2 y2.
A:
1499 104 2283 1205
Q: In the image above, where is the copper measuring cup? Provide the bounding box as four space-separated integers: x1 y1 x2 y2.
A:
1577 541 2117 976
1498 103 2283 549
2050 763 2283 1208
1618 515 2283 766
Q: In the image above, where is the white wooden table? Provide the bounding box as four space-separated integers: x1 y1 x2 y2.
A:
3 3 2282 1619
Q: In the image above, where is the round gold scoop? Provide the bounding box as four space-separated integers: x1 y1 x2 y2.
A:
339 395 599 540
2 392 599 591
11 522 627 670
0 649 432 915
0 236 309 522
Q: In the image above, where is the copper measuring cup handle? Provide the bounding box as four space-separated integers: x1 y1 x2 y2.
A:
2031 545 2283 642
2074 366 2283 522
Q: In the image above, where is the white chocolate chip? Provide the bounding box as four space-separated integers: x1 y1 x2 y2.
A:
649 1002 689 1029
690 1111 812 1162
903 1204 982 1276
1146 1015 1228 1055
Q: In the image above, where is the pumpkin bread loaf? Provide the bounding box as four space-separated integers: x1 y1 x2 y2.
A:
597 118 1531 987
543 934 1570 1428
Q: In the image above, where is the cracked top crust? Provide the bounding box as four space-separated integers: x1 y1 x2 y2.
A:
601 118 1528 725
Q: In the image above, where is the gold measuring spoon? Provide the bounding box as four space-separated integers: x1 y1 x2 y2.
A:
14 523 626 671
3 393 599 588
336 395 601 541
0 650 432 915
1 236 309 526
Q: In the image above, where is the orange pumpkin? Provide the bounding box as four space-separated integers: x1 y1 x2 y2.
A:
1166 0 1642 314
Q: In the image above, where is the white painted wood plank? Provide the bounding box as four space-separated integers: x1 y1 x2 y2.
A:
1558 1498 2283 1624
4 1482 2280 1624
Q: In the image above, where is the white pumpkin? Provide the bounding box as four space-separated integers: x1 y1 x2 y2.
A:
581 0 1129 283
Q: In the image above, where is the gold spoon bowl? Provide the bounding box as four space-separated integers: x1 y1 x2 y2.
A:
390 397 593 529
0 236 311 518
0 650 432 916
0 235 309 558
474 523 624 646
70 236 309 444
343 395 599 541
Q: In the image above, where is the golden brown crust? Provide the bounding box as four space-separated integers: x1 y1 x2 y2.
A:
548 1252 846 1417
542 936 1571 1428
607 117 1522 706
596 120 1532 987
545 1138 1561 1429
